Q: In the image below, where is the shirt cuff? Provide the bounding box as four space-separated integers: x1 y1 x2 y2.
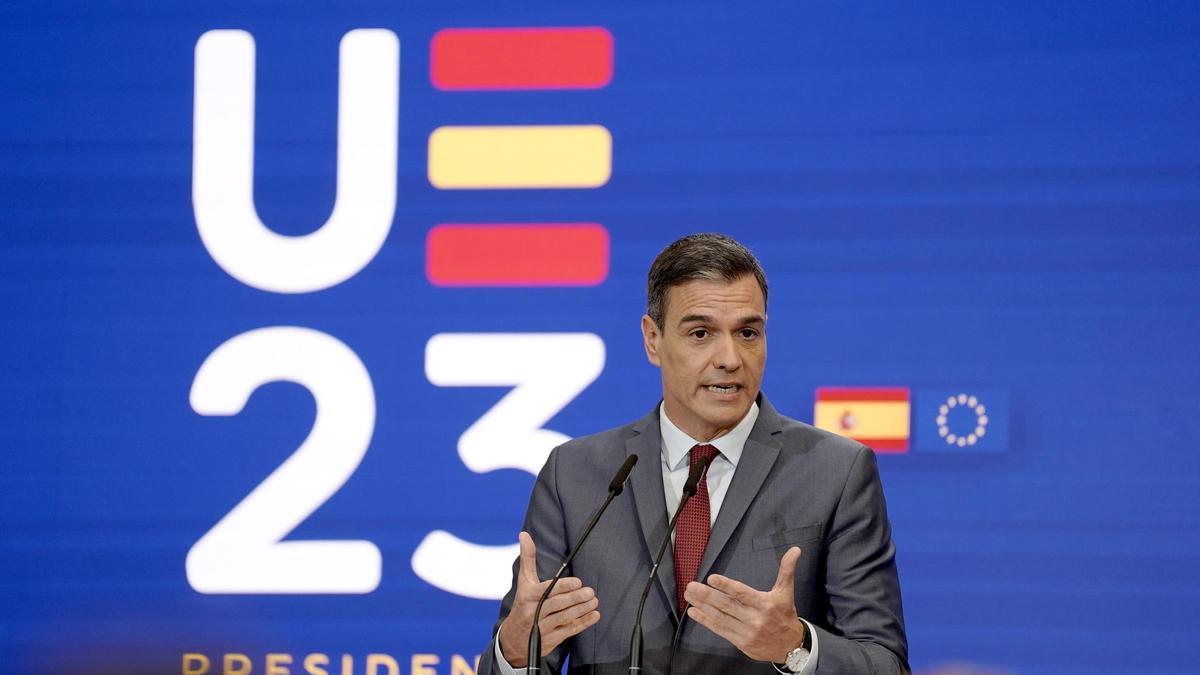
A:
494 623 528 675
772 618 819 675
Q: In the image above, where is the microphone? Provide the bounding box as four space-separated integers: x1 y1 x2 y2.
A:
628 452 715 673
527 454 638 673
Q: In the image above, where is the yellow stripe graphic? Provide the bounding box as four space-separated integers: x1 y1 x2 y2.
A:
428 125 612 189
813 401 910 439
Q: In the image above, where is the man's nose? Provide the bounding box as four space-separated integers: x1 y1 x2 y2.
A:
712 333 742 371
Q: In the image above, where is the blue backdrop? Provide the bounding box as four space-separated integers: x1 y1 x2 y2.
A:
2 1 1199 673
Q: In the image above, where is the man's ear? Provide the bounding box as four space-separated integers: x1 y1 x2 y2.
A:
641 314 662 367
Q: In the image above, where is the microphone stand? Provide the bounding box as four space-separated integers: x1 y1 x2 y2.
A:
665 603 689 675
629 454 714 673
527 454 638 673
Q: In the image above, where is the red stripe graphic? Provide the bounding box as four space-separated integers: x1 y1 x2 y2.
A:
427 224 609 287
858 438 910 453
431 27 614 90
815 387 910 402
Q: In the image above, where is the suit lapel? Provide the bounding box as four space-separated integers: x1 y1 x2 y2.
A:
695 396 784 584
624 406 679 620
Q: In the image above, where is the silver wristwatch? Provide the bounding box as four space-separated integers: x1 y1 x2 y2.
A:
780 625 813 673
781 644 811 673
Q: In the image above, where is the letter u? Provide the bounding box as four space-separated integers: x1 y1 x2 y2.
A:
192 29 399 293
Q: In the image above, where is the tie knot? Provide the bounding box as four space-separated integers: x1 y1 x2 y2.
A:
690 444 718 467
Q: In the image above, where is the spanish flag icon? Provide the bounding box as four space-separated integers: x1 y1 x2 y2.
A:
814 387 911 453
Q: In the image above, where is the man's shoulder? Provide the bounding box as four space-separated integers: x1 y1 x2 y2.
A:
769 406 875 467
760 408 884 502
533 415 650 491
552 416 646 459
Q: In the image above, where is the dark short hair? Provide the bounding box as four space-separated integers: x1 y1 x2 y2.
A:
646 233 768 327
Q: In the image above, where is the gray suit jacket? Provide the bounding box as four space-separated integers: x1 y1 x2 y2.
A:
478 395 908 674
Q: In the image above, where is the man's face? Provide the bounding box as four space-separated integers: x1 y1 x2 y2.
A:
641 274 766 441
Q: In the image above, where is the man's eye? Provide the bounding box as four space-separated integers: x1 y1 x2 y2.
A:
740 329 759 339
691 329 708 339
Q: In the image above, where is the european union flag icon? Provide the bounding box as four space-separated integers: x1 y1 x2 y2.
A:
914 389 1009 452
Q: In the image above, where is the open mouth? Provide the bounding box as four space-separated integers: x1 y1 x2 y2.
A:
705 384 740 394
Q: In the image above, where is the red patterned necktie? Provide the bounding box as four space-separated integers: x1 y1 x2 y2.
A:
674 443 718 614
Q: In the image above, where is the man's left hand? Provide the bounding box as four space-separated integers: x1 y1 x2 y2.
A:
683 546 806 663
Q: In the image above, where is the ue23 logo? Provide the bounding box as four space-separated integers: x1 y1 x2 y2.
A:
188 29 608 599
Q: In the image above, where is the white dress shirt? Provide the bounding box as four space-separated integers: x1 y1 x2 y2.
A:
495 402 818 674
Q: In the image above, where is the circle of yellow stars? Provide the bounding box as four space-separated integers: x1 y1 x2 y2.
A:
937 393 988 447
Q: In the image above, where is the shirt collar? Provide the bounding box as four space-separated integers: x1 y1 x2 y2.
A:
659 401 760 471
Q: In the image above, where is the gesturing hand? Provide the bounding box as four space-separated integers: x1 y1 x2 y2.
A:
683 546 806 663
497 531 601 667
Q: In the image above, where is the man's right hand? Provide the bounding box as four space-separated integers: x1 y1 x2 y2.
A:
497 531 601 667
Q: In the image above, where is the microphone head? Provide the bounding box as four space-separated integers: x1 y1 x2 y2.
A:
682 453 714 498
608 455 639 495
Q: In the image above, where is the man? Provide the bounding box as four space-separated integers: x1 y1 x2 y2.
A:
478 234 908 674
